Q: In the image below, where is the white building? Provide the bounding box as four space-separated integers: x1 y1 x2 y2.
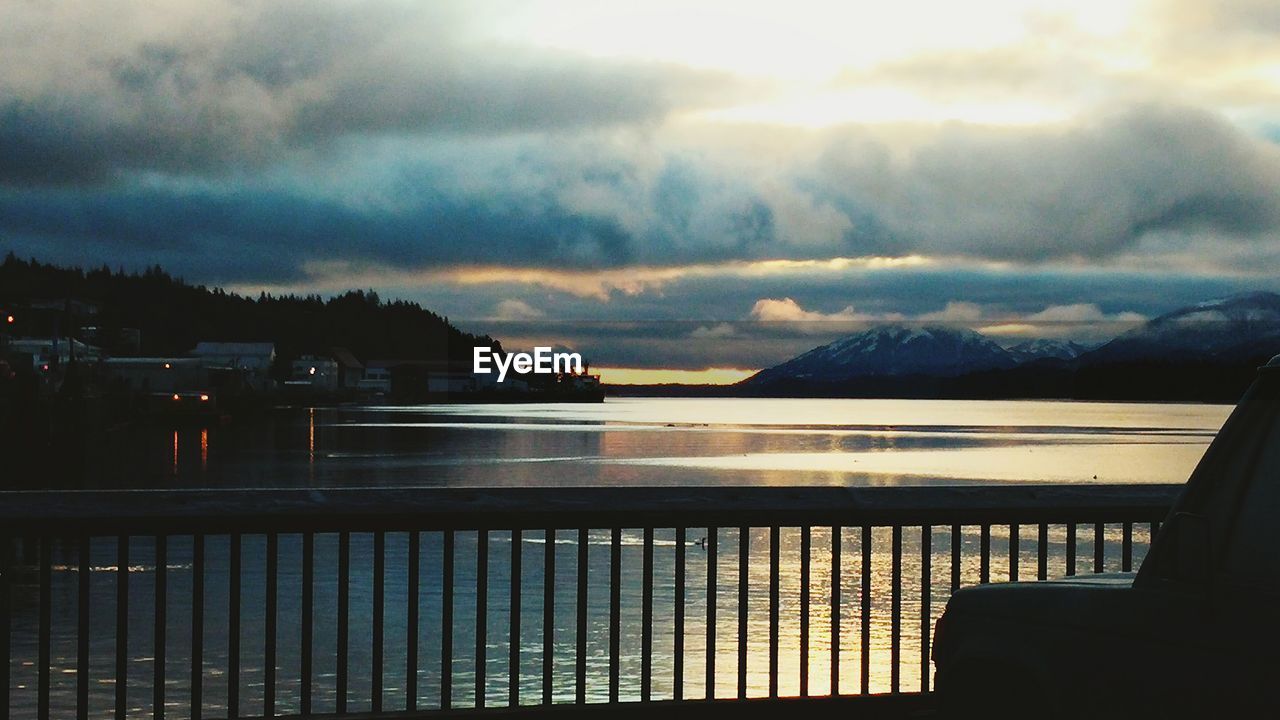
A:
190 341 276 391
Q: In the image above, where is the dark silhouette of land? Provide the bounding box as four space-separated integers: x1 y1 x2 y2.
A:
0 252 501 365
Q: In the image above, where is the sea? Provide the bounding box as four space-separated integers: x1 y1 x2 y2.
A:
6 398 1232 717
62 397 1229 489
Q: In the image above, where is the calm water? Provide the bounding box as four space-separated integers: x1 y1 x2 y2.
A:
7 399 1231 717
70 397 1229 489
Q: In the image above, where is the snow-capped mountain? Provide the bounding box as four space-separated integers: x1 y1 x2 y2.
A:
1006 338 1090 363
1081 291 1280 365
744 324 1017 386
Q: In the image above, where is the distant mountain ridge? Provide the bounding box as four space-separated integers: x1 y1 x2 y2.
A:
740 292 1280 401
1080 291 1280 366
744 324 1017 387
1006 338 1090 363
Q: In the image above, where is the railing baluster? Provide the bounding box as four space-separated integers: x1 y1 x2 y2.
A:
920 526 931 693
1066 524 1077 576
0 485 1185 720
608 528 621 703
301 533 314 716
78 536 90 720
1037 523 1048 581
476 530 489 709
830 526 840 697
264 533 277 718
0 535 10 720
510 529 521 708
674 526 686 701
860 526 870 696
737 527 748 700
229 534 240 719
1121 522 1133 572
641 527 654 702
768 526 780 699
38 536 50 720
337 531 349 713
575 529 587 705
192 535 204 720
373 531 385 712
542 528 554 706
406 531 419 711
1094 522 1105 573
979 525 990 584
949 524 961 593
890 526 901 694
441 531 454 711
799 526 810 698
154 535 166 720
706 528 717 700
115 536 128 720
1009 523 1019 582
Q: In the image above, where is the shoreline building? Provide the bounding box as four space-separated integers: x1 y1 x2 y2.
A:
190 341 276 393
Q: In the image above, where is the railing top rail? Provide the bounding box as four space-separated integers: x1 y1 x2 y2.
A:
0 484 1182 535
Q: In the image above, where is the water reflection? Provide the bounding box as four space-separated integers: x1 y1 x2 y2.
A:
21 399 1228 490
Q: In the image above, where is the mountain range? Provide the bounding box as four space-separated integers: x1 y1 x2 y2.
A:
739 292 1280 402
1081 291 1280 366
746 325 1017 385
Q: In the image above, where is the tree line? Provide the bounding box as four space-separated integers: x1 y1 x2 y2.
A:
0 253 502 369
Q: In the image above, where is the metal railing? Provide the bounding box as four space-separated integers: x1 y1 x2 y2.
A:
0 484 1180 719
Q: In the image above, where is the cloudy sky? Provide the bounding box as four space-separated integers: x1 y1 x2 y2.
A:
4 0 1280 381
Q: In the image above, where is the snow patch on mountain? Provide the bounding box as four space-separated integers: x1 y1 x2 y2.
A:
1082 291 1280 364
1006 338 1090 363
745 324 1018 385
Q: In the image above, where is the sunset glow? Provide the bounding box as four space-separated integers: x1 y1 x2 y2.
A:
595 366 759 386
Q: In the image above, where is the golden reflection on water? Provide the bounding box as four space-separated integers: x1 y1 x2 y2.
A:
428 397 1228 433
568 523 1154 702
362 398 1227 488
150 399 1229 488
616 442 1210 484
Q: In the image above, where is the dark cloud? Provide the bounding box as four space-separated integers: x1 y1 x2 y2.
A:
3 101 1280 291
3 103 1279 281
0 1 747 185
0 182 638 282
811 104 1280 262
4 2 1279 275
